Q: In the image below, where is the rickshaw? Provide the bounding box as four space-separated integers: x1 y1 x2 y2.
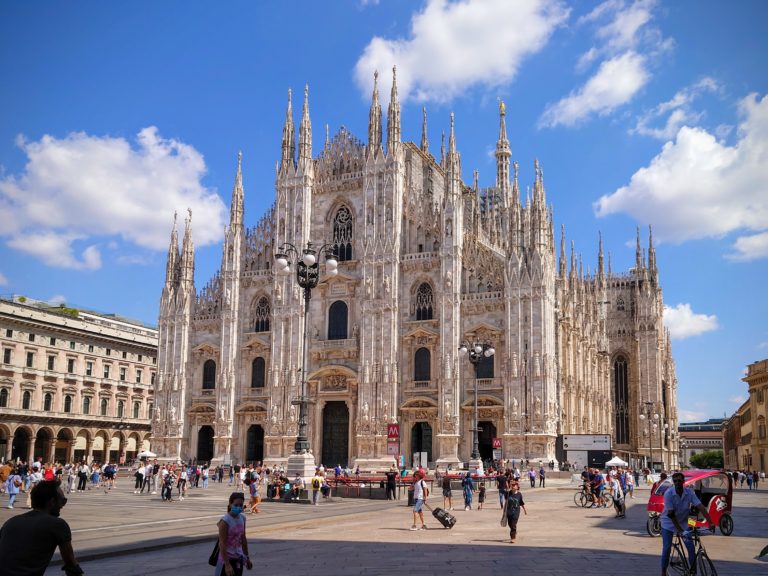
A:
646 469 733 537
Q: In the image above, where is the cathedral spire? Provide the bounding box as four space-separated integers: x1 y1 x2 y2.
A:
420 107 429 153
230 151 244 229
597 231 605 282
367 71 382 154
447 112 460 174
495 99 511 193
559 224 567 279
440 130 446 167
180 208 195 288
280 88 295 172
635 225 644 272
570 239 576 279
386 65 401 152
165 211 179 288
648 225 657 275
298 84 312 164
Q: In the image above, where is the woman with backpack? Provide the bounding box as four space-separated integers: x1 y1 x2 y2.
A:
5 466 22 509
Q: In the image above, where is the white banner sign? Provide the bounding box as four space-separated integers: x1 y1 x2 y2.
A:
562 434 612 451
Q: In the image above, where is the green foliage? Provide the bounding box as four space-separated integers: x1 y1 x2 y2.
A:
17 296 27 302
688 450 724 469
56 305 79 317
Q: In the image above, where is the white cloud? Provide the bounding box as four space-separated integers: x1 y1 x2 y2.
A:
729 395 747 404
758 341 768 350
539 52 649 127
0 272 7 286
0 127 227 270
541 0 665 128
595 94 768 258
47 295 67 306
632 77 719 140
726 231 768 262
663 303 719 340
354 0 569 103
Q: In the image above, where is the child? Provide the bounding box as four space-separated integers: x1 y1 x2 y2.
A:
247 477 260 513
478 482 486 510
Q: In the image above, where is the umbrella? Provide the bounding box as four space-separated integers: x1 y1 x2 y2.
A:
605 456 628 467
137 450 157 458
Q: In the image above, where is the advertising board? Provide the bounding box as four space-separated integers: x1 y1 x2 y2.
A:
562 434 611 451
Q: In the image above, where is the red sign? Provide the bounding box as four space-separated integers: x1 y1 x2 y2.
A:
387 424 400 439
492 437 502 449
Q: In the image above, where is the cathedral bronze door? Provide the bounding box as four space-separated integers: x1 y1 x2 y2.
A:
246 425 264 464
478 420 496 463
410 422 432 466
322 401 349 467
197 426 214 463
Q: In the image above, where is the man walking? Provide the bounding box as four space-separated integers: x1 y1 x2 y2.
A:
385 466 398 501
410 470 428 531
0 480 83 575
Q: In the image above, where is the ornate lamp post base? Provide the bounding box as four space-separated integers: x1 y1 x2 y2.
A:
468 456 484 476
286 451 317 481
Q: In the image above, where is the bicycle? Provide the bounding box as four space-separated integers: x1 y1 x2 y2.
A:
668 520 717 576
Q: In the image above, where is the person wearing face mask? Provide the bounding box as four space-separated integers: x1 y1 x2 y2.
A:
215 492 253 576
0 480 83 575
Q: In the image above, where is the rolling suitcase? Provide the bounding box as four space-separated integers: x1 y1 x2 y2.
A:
425 502 457 529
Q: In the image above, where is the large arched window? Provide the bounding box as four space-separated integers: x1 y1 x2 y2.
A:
414 347 431 381
254 297 270 332
82 396 91 415
251 357 266 388
613 356 630 445
133 401 140 419
117 400 125 418
0 388 8 407
415 283 434 320
332 206 353 261
100 398 108 416
328 301 348 340
22 390 31 409
64 395 72 413
44 393 53 411
202 360 216 390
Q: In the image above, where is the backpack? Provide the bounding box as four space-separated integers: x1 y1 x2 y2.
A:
421 480 429 498
312 477 321 489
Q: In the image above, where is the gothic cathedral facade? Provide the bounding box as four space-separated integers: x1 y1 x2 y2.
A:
151 69 679 471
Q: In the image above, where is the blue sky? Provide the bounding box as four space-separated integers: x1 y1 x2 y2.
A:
1 0 766 422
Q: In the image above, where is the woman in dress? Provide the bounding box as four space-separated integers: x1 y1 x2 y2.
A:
461 471 474 511
503 480 527 543
215 492 253 576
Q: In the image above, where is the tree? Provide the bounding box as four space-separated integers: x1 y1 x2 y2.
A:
688 450 723 469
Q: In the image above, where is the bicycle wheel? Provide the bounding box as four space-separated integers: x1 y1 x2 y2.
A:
696 551 718 576
718 513 733 536
574 491 584 506
668 541 689 576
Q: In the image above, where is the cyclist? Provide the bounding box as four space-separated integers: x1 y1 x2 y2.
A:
591 468 606 507
660 471 715 576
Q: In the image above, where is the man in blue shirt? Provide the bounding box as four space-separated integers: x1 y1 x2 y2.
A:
660 472 714 576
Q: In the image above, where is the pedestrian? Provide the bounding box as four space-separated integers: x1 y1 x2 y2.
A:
502 480 527 543
0 480 83 576
626 468 635 498
65 463 76 494
478 482 486 510
753 470 759 490
538 466 546 488
385 466 398 501
246 478 260 513
609 474 625 518
496 472 507 509
203 465 210 488
462 471 474 511
441 473 453 510
5 466 22 508
528 467 536 488
409 470 428 531
214 492 253 576
76 462 88 492
26 463 43 508
310 468 323 506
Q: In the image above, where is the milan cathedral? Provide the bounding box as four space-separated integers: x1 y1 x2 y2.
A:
151 68 679 471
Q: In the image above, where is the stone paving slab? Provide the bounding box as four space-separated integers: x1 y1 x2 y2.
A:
8 479 760 576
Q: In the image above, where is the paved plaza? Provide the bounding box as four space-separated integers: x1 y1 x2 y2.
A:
1 478 765 575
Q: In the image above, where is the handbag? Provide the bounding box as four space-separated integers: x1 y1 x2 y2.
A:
208 540 219 567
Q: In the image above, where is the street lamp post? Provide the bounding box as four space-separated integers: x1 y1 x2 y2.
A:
275 242 338 466
639 401 660 472
458 341 495 474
